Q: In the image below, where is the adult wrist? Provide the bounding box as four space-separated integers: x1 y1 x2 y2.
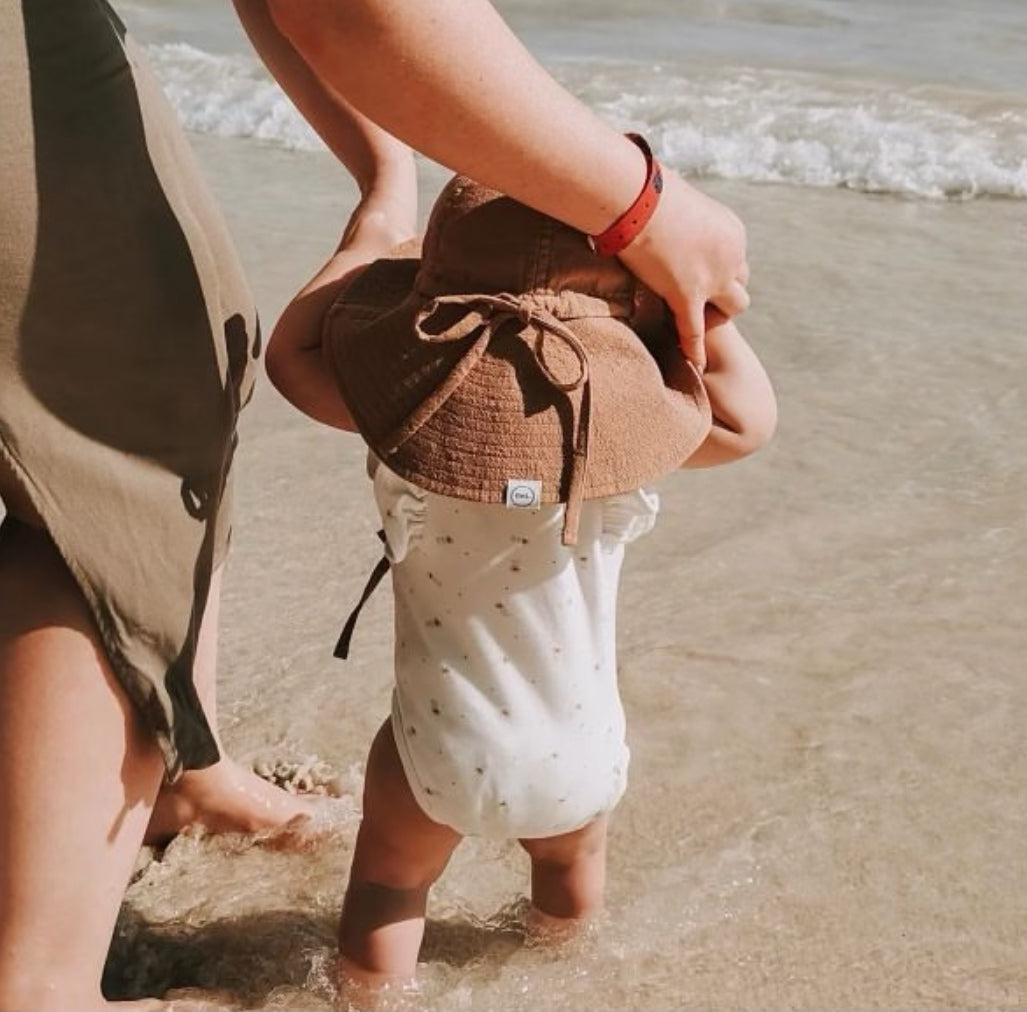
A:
588 133 664 257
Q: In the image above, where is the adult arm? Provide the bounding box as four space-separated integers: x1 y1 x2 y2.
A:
232 0 419 425
266 212 418 431
235 0 749 369
230 0 415 226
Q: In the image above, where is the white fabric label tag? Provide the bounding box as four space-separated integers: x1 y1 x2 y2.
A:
505 479 542 510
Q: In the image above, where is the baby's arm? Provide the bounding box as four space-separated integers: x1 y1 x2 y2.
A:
235 2 417 428
669 314 777 468
267 202 415 432
265 250 359 432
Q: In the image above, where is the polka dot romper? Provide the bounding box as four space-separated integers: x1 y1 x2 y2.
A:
372 456 659 839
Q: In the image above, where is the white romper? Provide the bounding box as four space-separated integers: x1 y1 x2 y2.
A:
372 457 659 840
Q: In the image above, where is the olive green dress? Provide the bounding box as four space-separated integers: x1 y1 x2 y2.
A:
0 0 261 776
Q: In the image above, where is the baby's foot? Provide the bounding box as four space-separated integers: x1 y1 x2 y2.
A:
524 905 599 947
337 957 421 1012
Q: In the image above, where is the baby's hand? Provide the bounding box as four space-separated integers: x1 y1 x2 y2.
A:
337 151 418 258
266 139 417 432
338 194 417 258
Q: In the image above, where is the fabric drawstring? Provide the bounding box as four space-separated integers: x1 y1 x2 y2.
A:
333 530 390 660
383 292 594 545
336 294 597 661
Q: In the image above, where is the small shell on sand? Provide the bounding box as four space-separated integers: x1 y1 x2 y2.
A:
252 754 346 797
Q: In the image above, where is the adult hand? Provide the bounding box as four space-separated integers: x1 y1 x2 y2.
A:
618 170 750 372
252 0 748 373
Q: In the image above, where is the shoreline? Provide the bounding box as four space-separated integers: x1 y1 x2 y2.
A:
111 131 1027 1009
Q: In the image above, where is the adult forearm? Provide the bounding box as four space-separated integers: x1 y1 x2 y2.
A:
265 0 645 235
254 0 751 367
231 0 411 194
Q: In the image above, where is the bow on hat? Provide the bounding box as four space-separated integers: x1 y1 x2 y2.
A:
384 291 594 545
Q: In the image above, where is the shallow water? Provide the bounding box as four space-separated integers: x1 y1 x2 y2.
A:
20 0 1023 1006
124 0 1027 201
99 136 1027 1009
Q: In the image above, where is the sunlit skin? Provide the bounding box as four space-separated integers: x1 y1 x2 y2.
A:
2 0 751 1005
266 145 772 1001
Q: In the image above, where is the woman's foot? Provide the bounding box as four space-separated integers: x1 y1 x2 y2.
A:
143 757 319 846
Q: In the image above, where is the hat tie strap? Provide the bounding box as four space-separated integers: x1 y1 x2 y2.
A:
471 294 592 545
408 292 594 545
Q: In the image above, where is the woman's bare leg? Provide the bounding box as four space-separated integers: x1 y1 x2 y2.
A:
0 517 167 1010
143 564 314 845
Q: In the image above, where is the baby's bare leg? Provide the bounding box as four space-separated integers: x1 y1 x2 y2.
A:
339 720 461 991
519 814 609 930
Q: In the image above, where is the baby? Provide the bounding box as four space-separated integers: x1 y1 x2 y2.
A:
267 169 776 996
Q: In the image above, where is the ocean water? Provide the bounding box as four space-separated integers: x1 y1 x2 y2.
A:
121 0 1027 200
96 3 1026 1010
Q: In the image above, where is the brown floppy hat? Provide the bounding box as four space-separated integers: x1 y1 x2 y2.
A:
323 174 712 545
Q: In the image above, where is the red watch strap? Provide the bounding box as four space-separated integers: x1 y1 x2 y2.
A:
589 133 664 257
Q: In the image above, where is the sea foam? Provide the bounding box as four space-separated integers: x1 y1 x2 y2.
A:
146 43 1027 201
147 43 322 150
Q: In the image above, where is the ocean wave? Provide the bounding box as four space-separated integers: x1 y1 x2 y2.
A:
146 43 323 149
146 42 1027 201
568 64 1027 201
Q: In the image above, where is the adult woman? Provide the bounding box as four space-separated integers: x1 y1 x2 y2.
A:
0 0 747 1007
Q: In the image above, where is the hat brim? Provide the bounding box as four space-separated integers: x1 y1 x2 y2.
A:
323 251 711 504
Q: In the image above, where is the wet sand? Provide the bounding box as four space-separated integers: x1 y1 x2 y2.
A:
104 134 1026 1010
